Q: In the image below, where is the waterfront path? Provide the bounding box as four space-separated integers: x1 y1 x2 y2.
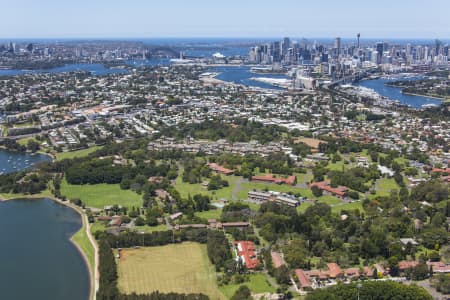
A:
63 199 99 300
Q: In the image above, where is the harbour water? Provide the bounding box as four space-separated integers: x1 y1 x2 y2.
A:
0 53 443 106
0 150 89 300
213 66 288 90
0 149 52 174
0 198 90 300
355 77 442 109
0 63 129 77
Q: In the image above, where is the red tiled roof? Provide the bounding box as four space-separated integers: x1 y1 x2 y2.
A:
398 260 419 270
218 222 250 228
327 263 343 278
309 181 348 197
432 168 450 174
345 268 360 277
235 241 259 269
251 174 296 185
364 267 374 277
427 261 450 273
209 163 234 175
295 269 311 288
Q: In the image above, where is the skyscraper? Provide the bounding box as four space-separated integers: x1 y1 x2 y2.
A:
282 37 290 56
376 42 384 64
273 41 281 62
357 33 360 49
335 37 341 57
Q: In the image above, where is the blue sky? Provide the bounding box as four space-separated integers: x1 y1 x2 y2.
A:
2 0 449 38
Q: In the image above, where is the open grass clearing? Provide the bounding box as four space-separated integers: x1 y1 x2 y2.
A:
117 242 224 299
174 174 239 201
219 273 276 299
60 179 142 209
55 146 102 161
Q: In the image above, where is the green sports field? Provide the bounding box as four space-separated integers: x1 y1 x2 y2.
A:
117 242 224 299
60 179 142 209
55 146 102 161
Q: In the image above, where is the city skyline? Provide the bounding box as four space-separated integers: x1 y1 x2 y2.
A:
2 0 450 39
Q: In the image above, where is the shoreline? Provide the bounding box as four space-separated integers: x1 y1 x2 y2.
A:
0 145 55 160
401 91 445 100
0 195 98 300
383 84 446 100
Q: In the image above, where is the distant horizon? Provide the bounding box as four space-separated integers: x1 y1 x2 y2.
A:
2 0 449 40
1 36 449 44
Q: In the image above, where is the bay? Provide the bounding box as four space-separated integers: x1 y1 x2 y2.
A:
355 77 442 109
0 198 90 300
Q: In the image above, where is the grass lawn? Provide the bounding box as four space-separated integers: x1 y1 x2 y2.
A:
72 219 95 272
219 273 276 299
195 209 223 220
134 224 168 233
0 188 53 200
394 156 409 166
90 221 107 235
16 136 38 146
60 179 142 209
331 201 363 213
374 177 399 197
174 174 239 201
317 195 342 206
55 146 102 161
297 202 313 213
295 172 313 184
327 160 347 172
117 242 224 299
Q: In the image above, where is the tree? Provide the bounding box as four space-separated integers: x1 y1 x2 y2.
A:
305 281 432 300
273 265 291 284
311 185 323 197
388 256 399 276
135 217 145 226
434 274 450 294
231 285 251 300
27 140 40 152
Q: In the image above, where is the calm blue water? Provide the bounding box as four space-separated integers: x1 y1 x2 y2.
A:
0 58 288 89
0 63 129 77
0 149 52 174
355 77 442 108
0 198 89 300
125 58 171 67
183 47 248 57
213 66 288 90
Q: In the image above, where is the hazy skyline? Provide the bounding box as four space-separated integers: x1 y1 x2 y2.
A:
2 0 450 39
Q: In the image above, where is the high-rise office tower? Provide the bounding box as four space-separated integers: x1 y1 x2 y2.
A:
282 37 290 56
376 42 384 64
335 37 341 56
273 41 281 62
357 33 360 49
